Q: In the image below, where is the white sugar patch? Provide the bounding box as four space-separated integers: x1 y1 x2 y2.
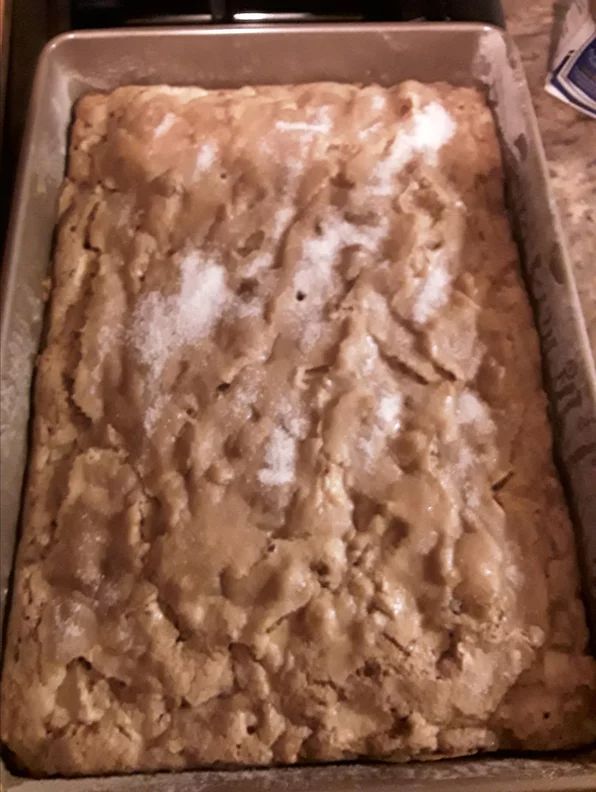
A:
362 288 389 317
60 600 90 640
91 324 122 383
371 94 387 112
341 333 379 378
357 424 381 468
278 400 309 439
291 211 387 351
97 324 117 358
300 321 323 351
276 120 329 134
412 252 451 325
285 156 306 183
131 252 230 379
276 107 332 137
195 142 217 175
236 298 262 319
456 390 493 435
244 252 273 278
145 394 168 433
357 429 374 465
462 480 482 511
234 378 260 408
157 87 208 103
294 210 388 302
437 390 495 510
258 426 296 487
243 206 295 278
408 102 455 159
272 206 295 238
454 443 474 471
358 389 402 467
361 335 379 376
377 393 402 430
373 101 456 195
358 121 383 141
154 113 177 138
245 205 295 274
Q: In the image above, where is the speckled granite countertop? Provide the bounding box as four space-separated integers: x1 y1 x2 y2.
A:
504 0 595 354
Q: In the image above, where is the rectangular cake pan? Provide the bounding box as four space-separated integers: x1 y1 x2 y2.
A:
1 22 595 792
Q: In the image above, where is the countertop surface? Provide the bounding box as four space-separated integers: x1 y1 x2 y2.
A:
504 0 595 355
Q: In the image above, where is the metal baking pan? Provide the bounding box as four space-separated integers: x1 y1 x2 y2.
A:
1 22 595 792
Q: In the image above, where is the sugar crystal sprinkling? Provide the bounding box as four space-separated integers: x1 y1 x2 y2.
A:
195 142 217 175
258 426 297 487
411 252 451 325
373 101 456 195
153 113 177 138
456 390 494 435
130 252 230 379
275 107 332 137
377 393 403 430
294 209 388 302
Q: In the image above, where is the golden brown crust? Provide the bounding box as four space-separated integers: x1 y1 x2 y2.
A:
1 81 595 776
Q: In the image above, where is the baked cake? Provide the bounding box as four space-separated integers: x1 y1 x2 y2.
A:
2 81 595 775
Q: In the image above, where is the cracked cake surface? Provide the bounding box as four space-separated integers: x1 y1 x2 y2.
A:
1 81 595 776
